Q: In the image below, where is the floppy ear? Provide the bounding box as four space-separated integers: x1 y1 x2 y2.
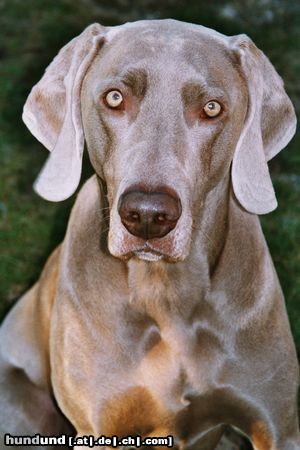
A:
22 24 105 201
230 35 296 215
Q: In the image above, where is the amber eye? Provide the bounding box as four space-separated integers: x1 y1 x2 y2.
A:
203 101 222 118
105 90 123 108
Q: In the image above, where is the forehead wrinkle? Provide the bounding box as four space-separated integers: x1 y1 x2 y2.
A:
91 69 147 99
120 67 148 98
182 81 207 107
182 80 227 106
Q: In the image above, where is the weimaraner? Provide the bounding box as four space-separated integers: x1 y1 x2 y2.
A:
0 18 298 450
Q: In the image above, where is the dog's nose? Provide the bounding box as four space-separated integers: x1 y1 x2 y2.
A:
118 190 182 240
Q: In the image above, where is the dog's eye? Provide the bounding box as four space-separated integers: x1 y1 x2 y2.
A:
105 90 123 108
203 101 222 118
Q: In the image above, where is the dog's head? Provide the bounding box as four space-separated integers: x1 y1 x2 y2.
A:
23 19 296 262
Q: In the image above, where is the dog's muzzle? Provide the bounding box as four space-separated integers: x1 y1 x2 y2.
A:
118 188 182 240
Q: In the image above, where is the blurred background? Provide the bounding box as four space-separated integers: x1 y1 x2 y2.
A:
0 0 299 349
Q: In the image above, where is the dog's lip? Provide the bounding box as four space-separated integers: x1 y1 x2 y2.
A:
110 223 186 262
131 243 164 258
121 242 181 263
119 241 165 260
134 250 164 262
116 242 183 263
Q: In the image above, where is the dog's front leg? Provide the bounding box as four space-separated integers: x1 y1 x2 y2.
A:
0 249 73 448
248 417 300 450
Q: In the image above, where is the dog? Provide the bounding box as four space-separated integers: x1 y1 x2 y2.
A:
0 19 298 450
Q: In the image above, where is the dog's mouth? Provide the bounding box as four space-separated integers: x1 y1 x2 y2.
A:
109 231 189 263
115 239 167 261
115 229 182 262
133 249 164 262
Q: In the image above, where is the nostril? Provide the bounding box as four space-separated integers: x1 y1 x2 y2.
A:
127 211 140 222
156 214 166 223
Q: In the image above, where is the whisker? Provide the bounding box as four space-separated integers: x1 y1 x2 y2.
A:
99 226 110 236
191 223 218 255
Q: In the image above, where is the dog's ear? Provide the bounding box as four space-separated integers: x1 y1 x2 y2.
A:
22 24 105 201
230 35 296 214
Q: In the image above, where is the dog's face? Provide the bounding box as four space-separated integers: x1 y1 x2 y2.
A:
81 21 247 262
23 19 296 262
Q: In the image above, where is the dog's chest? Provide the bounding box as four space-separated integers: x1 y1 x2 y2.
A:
52 261 231 438
93 308 231 443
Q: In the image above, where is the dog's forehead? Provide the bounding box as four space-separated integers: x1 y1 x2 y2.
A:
96 19 234 81
105 19 227 46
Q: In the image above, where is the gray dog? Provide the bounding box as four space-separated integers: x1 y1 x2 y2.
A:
0 19 298 450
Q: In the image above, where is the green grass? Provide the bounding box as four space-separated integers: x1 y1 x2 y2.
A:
0 137 70 316
261 172 300 346
0 134 94 317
